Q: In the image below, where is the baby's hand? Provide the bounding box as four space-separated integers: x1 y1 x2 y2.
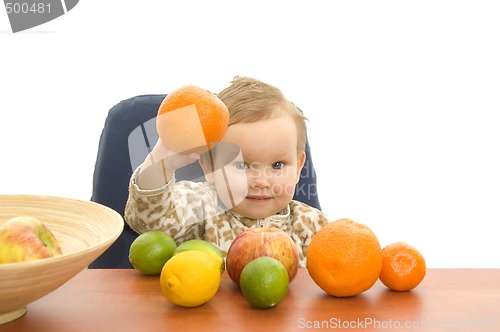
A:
151 139 200 172
137 139 200 189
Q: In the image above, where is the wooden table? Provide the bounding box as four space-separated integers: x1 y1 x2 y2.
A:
2 269 499 331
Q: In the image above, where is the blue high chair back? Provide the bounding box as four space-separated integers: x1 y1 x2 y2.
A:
89 94 321 268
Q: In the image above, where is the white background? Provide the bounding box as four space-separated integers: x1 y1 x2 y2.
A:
1 1 499 267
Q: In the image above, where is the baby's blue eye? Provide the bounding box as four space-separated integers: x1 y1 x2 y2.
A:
272 162 285 170
234 161 247 170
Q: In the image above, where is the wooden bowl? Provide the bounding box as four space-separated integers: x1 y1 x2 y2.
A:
0 195 124 324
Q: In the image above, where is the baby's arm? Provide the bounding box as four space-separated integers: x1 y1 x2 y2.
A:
124 170 214 243
124 138 208 242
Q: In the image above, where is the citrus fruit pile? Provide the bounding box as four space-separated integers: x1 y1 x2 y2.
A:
156 85 229 154
306 218 426 297
172 238 225 274
129 233 224 307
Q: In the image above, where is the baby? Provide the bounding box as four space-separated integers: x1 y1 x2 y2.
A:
124 76 327 267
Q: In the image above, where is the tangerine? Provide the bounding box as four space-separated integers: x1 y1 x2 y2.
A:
306 218 382 297
156 85 229 153
379 242 426 291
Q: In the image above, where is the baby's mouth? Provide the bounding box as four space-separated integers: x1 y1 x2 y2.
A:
246 195 272 201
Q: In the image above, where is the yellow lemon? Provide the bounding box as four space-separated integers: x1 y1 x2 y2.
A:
173 239 225 274
160 250 221 307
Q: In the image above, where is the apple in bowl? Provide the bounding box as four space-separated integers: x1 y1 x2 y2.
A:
0 216 62 264
226 228 299 284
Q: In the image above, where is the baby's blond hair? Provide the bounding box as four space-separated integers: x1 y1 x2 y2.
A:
217 76 307 155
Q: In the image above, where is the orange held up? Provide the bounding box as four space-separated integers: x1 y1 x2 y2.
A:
156 85 229 154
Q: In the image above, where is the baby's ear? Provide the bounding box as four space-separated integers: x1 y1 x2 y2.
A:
199 153 215 183
296 151 306 181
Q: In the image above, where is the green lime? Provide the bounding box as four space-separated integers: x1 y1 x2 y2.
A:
129 231 177 275
239 256 289 309
173 239 225 274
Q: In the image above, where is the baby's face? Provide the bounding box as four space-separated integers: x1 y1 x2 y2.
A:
206 115 305 219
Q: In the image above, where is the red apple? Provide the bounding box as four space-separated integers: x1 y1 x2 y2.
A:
226 228 299 284
0 216 62 264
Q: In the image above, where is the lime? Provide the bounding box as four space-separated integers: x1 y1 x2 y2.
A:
129 231 177 275
239 256 289 309
173 239 225 274
160 250 221 307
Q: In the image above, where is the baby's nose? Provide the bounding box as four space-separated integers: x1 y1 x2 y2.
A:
249 169 270 188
